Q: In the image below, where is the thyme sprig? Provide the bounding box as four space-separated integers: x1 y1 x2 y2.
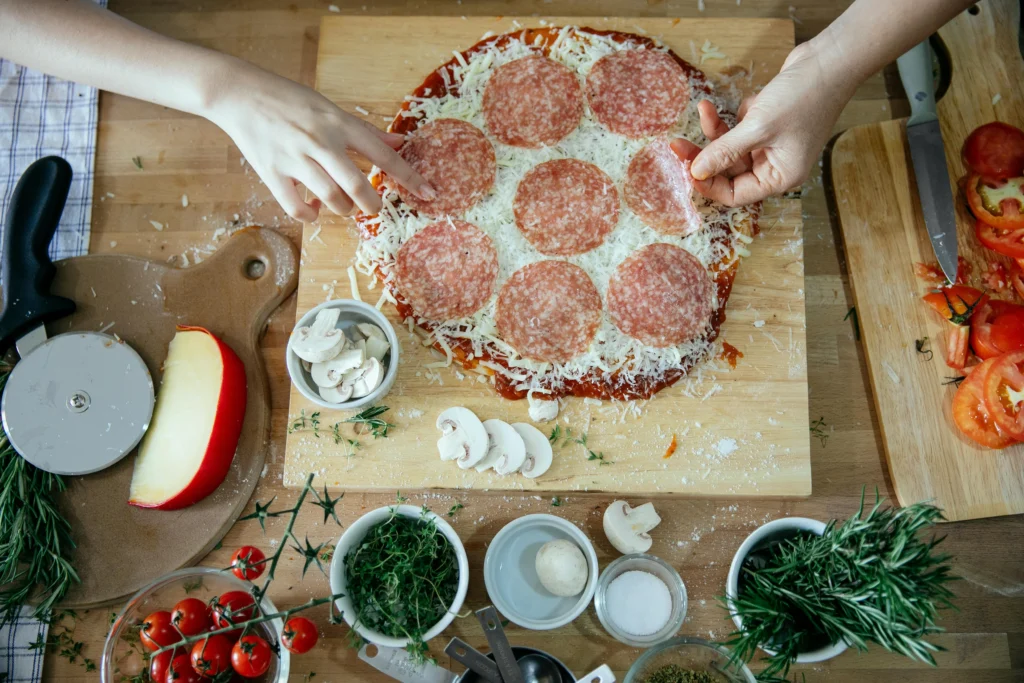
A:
0 366 79 625
154 473 346 657
723 490 957 682
289 406 394 443
549 427 612 465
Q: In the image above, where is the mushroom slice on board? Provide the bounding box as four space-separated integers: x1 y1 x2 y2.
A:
512 423 553 478
477 419 526 474
436 407 488 466
290 308 346 363
603 501 662 555
310 347 365 388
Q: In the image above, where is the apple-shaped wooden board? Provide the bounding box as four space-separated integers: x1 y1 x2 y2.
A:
44 227 298 606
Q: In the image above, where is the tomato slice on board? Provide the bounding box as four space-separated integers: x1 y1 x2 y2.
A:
970 299 1024 359
914 257 972 286
966 174 1024 232
962 122 1024 179
983 349 1024 440
922 286 988 324
952 356 1018 449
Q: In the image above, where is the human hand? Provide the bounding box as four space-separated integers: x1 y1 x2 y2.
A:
207 65 434 222
671 43 858 206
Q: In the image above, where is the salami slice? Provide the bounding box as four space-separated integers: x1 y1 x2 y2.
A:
396 118 496 216
513 159 619 256
483 56 584 148
607 243 713 347
624 138 703 235
585 50 689 138
396 219 499 319
496 261 602 362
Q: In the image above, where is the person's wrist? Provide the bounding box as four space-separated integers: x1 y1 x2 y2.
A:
192 51 255 125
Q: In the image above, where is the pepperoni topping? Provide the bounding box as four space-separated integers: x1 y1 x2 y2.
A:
624 138 703 236
496 261 602 362
585 50 689 138
483 56 584 148
396 219 498 319
607 243 713 347
513 159 620 256
396 119 496 216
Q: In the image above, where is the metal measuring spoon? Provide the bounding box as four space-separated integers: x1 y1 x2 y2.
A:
476 607 526 683
517 653 563 683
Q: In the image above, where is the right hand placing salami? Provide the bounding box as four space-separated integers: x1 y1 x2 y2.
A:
672 42 856 207
207 64 435 222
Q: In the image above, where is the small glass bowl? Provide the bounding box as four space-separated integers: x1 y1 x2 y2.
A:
624 636 756 682
102 566 289 683
594 553 687 648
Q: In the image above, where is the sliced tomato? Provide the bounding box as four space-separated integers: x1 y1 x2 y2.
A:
914 256 972 286
984 349 1024 440
945 324 970 370
952 356 1018 448
1011 259 1024 300
966 174 1024 232
970 299 1024 359
962 122 1024 179
981 261 1010 293
922 285 988 324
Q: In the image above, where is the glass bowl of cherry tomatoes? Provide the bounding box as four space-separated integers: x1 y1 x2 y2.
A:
101 566 290 683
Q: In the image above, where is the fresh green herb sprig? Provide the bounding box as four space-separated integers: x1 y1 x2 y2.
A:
809 416 828 447
290 406 394 443
723 490 957 682
549 427 612 465
0 367 79 625
844 306 860 340
29 610 95 672
447 502 464 517
915 337 933 361
344 507 459 663
343 405 395 438
153 473 347 658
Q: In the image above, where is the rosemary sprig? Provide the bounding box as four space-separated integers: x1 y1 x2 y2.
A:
343 405 395 439
0 366 79 625
723 490 957 681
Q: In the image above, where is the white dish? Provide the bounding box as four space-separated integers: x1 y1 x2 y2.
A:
483 514 598 631
330 505 469 649
286 299 399 411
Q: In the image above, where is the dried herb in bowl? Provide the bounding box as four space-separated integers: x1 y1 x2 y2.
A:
643 665 716 683
344 507 459 660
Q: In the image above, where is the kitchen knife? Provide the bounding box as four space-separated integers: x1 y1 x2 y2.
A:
0 157 154 475
897 40 959 285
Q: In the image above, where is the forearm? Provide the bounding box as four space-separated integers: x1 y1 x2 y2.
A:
808 0 975 89
0 0 247 118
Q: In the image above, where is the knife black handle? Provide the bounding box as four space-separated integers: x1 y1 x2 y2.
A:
0 156 77 355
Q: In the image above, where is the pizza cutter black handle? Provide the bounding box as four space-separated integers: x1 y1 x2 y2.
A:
0 156 77 355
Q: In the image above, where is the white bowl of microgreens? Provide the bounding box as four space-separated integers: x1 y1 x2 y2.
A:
330 504 469 655
725 494 957 681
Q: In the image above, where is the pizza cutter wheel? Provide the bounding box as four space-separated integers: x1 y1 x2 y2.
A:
0 157 154 475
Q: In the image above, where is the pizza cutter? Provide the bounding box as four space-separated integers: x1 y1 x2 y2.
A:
0 157 154 475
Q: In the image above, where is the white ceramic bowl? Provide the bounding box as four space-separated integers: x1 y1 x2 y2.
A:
726 517 849 664
330 505 469 648
594 553 687 648
286 299 400 411
483 514 599 631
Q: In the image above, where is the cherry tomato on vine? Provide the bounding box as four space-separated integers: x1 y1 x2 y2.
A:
211 590 257 633
140 610 178 651
171 598 212 637
190 635 233 678
149 649 175 682
230 545 267 581
231 634 273 678
281 616 319 654
166 654 202 683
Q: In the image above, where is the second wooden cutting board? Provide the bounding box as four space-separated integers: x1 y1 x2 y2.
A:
830 0 1024 521
284 15 811 497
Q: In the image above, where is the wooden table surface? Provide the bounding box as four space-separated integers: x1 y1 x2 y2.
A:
42 1 1024 681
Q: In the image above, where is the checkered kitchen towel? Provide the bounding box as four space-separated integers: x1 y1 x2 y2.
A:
0 2 105 680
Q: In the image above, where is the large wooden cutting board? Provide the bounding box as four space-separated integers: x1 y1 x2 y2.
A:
51 228 298 605
284 16 811 497
829 0 1024 521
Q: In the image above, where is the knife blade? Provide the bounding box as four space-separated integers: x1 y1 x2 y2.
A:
897 40 959 285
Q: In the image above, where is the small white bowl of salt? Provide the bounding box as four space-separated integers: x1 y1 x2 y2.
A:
593 553 687 648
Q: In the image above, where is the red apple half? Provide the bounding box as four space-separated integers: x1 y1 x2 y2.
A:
129 326 247 510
